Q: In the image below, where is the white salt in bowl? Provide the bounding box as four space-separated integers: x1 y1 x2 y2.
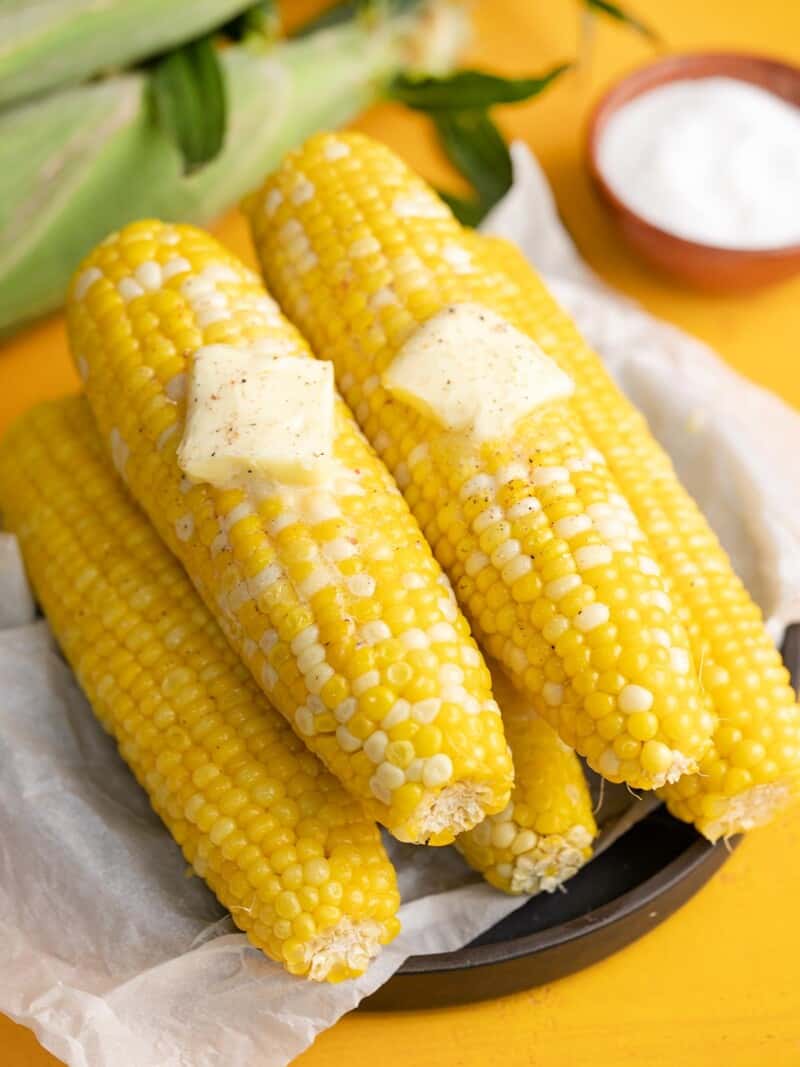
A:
587 53 800 292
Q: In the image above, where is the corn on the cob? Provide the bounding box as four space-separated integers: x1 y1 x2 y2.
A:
67 220 513 845
475 234 800 840
0 396 402 981
1 3 465 335
245 131 714 791
457 665 596 894
0 0 253 106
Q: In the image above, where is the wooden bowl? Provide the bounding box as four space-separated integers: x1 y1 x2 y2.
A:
587 53 800 292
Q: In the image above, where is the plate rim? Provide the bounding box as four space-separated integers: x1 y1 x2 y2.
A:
396 829 731 976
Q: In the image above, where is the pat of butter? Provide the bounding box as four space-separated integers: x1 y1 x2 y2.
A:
382 303 574 444
178 344 335 488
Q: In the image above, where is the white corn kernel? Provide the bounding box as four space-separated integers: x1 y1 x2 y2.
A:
295 706 315 736
491 540 520 568
174 514 194 542
639 556 661 575
412 699 441 724
353 670 380 696
597 749 621 778
361 621 392 645
382 700 411 729
422 753 453 788
249 563 282 596
323 538 357 562
439 664 464 685
74 267 102 300
335 698 357 723
511 829 538 855
364 731 389 764
574 603 610 632
553 514 593 539
461 473 495 499
531 466 569 486
400 628 429 650
545 574 581 601
465 551 490 577
406 758 425 782
491 821 517 849
543 615 569 643
117 276 143 302
375 761 405 792
297 644 326 673
647 590 673 613
291 626 320 655
369 776 391 806
670 648 691 674
473 506 504 534
496 463 528 485
429 622 458 643
403 572 427 589
619 684 654 713
347 574 376 597
305 662 333 694
575 545 613 571
508 497 541 520
543 682 564 706
336 725 361 753
259 629 278 653
408 443 429 467
502 555 532 583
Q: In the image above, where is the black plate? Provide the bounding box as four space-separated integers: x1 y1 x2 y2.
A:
364 625 800 1010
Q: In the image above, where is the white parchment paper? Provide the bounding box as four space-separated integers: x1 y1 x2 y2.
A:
2 144 799 1067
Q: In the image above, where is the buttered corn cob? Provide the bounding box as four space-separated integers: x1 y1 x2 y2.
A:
457 665 596 894
475 234 800 839
0 396 401 981
67 220 513 845
245 132 714 791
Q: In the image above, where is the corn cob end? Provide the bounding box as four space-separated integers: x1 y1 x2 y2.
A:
705 782 795 843
667 778 798 844
466 814 594 895
306 915 401 982
398 781 506 846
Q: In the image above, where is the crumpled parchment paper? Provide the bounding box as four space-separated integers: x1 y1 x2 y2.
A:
2 143 799 1067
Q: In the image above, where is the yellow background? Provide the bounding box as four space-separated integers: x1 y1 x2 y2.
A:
2 1 800 1064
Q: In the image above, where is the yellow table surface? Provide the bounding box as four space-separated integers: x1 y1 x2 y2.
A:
3 1 800 1064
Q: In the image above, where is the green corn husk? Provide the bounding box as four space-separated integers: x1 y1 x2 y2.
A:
0 0 256 107
0 3 466 336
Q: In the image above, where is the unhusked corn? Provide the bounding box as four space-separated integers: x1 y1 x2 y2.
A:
457 665 596 894
473 232 800 840
245 132 714 791
67 221 513 845
0 396 401 981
